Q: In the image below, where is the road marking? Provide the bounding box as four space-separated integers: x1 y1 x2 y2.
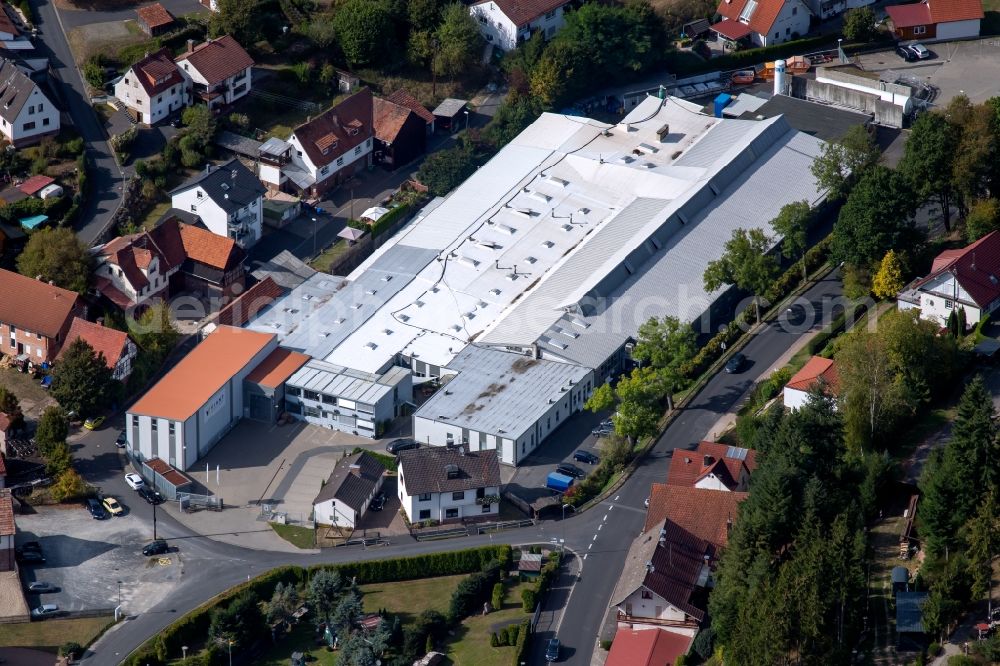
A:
588 543 592 550
614 495 620 501
583 553 588 560
592 534 597 541
597 524 602 531
603 514 608 521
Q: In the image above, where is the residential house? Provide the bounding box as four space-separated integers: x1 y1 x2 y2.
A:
198 0 218 10
610 519 713 636
0 6 20 41
664 442 757 492
397 447 501 524
176 36 254 110
285 88 374 197
113 48 185 125
712 0 811 47
57 317 138 381
644 484 746 549
373 95 427 169
0 269 83 364
385 90 435 135
606 628 693 666
897 230 1000 328
886 0 982 41
470 0 568 50
0 58 59 146
783 355 839 410
136 3 175 36
169 159 265 248
165 219 247 296
312 451 386 529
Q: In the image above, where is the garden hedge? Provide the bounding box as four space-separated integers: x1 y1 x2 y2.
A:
511 619 531 666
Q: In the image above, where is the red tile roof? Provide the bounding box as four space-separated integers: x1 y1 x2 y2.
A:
0 269 81 339
0 453 6 477
17 175 54 196
131 49 184 97
57 317 131 370
0 490 13 537
886 2 932 28
292 88 373 171
665 441 757 491
928 0 983 22
606 629 692 666
176 35 254 86
217 277 284 327
786 355 839 394
711 17 753 39
177 222 243 271
94 277 136 310
0 412 10 432
716 0 787 35
917 230 1000 310
0 7 19 38
644 484 746 548
474 0 566 27
129 326 275 421
374 96 417 144
136 2 175 29
245 347 309 389
386 90 435 125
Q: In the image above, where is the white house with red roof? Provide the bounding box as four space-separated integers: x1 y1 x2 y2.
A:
176 36 254 110
606 628 692 666
58 317 137 381
665 441 757 492
886 0 982 42
113 48 186 126
712 0 811 47
898 230 1000 328
93 229 178 309
783 355 839 411
470 0 567 51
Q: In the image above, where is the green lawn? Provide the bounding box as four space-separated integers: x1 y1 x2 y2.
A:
269 523 316 549
253 623 339 666
359 574 465 624
0 616 114 652
444 578 533 666
309 240 353 274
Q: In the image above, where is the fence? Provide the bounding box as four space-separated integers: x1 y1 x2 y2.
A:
412 526 470 541
259 503 314 529
476 519 534 534
178 492 224 512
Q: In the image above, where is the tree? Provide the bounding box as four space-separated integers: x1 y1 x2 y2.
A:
810 124 880 199
965 198 1000 242
902 110 960 231
129 302 179 361
407 29 435 69
210 0 263 44
50 338 116 416
433 4 482 79
703 227 780 324
408 0 445 30
770 200 812 282
265 582 297 625
842 6 876 42
871 249 905 300
308 569 343 623
0 386 23 430
613 367 665 443
416 143 480 196
965 493 1000 601
303 15 338 48
331 591 363 635
584 382 614 413
45 440 72 477
36 406 69 460
484 92 542 148
209 592 265 653
334 0 393 67
831 165 918 269
947 375 999 501
631 315 696 410
50 468 87 501
16 227 92 294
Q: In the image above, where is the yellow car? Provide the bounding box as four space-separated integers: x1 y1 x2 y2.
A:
102 496 124 517
83 416 105 430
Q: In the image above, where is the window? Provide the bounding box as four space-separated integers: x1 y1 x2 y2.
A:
35 348 41 358
482 503 491 513
157 96 162 103
28 105 34 114
131 415 138 427
479 15 486 23
169 423 175 435
190 205 197 212
792 5 796 14
321 166 329 175
303 390 320 401
336 157 344 166
914 25 926 35
23 344 30 355
419 509 431 520
641 590 653 600
42 118 49 127
785 27 790 36
354 146 362 155
297 150 303 157
287 386 301 396
945 299 954 310
23 121 35 131
418 493 431 501
545 9 555 18
151 420 158 432
452 491 465 501
446 433 454 444
366 138 371 147
321 394 336 405
774 32 779 39
445 508 459 519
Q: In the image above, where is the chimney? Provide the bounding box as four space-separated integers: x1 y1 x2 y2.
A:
684 457 691 464
97 317 105 327
703 455 714 467
349 463 361 477
658 528 666 547
726 516 733 537
458 445 465 456
186 39 195 53
645 560 654 574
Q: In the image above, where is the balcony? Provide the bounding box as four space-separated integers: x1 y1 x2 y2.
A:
615 611 698 630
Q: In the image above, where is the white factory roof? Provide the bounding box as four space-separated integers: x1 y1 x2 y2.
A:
287 359 410 405
246 95 826 375
415 346 591 439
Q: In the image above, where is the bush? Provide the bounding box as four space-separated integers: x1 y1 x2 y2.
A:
491 582 504 611
600 639 613 651
947 657 976 666
498 625 510 646
521 588 536 612
449 562 501 621
350 447 397 471
60 642 83 659
927 642 941 657
490 631 500 647
82 56 105 89
510 620 530 666
507 622 520 645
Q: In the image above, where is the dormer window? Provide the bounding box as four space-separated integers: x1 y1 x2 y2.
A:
348 127 359 137
196 190 204 198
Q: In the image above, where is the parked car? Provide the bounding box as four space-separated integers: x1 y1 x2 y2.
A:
27 581 58 593
138 487 164 505
385 438 419 455
895 45 916 62
124 473 145 490
17 550 45 564
31 604 59 619
370 493 386 511
545 638 561 662
573 450 599 465
83 415 105 430
87 498 109 519
591 426 613 437
725 353 747 374
556 463 585 478
115 430 127 448
19 541 41 553
142 539 170 556
909 42 931 59
102 496 125 517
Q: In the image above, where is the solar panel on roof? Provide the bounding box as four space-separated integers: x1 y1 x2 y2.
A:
725 446 749 460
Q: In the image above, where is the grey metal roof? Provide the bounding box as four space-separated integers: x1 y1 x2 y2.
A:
287 359 407 404
891 566 909 585
398 446 500 495
249 243 438 360
313 451 385 512
414 346 590 439
433 98 467 117
215 130 263 159
250 250 317 290
169 158 265 215
895 591 928 634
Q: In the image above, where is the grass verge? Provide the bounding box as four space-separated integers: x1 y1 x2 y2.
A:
0 615 113 652
269 522 316 549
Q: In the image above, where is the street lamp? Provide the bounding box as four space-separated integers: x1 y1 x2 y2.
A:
227 639 234 666
117 580 122 606
464 110 470 130
312 217 318 256
182 646 188 662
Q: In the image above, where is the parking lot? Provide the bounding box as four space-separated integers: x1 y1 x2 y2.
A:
14 505 184 615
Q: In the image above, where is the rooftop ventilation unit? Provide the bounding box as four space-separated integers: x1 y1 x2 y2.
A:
637 142 659 154
364 342 377 350
381 275 392 282
415 300 425 308
524 256 537 264
334 317 346 324
496 224 516 235
450 324 462 332
430 286 440 293
505 273 519 281
643 162 656 169
530 191 551 203
476 240 500 250
511 208 533 218
365 289 377 295
541 240 555 249
398 314 410 322
560 224 573 232
556 327 579 339
547 176 569 187
301 294 312 301
457 256 480 269
569 317 590 329
476 301 488 309
656 123 670 140
382 328 393 335
618 155 634 164
489 288 502 296
351 303 362 310
463 312 475 320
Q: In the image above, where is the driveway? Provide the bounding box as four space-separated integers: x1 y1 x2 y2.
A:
32 0 124 245
55 0 207 29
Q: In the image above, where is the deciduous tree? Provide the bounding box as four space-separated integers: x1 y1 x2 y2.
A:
964 198 1000 242
902 110 960 231
16 227 92 294
703 227 779 324
35 406 69 460
831 165 918 269
433 4 482 79
613 367 665 443
334 0 393 67
809 124 880 198
416 143 480 196
50 338 116 417
870 249 905 300
770 200 812 282
210 0 264 45
842 6 876 42
631 316 696 410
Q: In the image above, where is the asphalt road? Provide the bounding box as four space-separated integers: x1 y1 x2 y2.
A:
32 0 124 244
